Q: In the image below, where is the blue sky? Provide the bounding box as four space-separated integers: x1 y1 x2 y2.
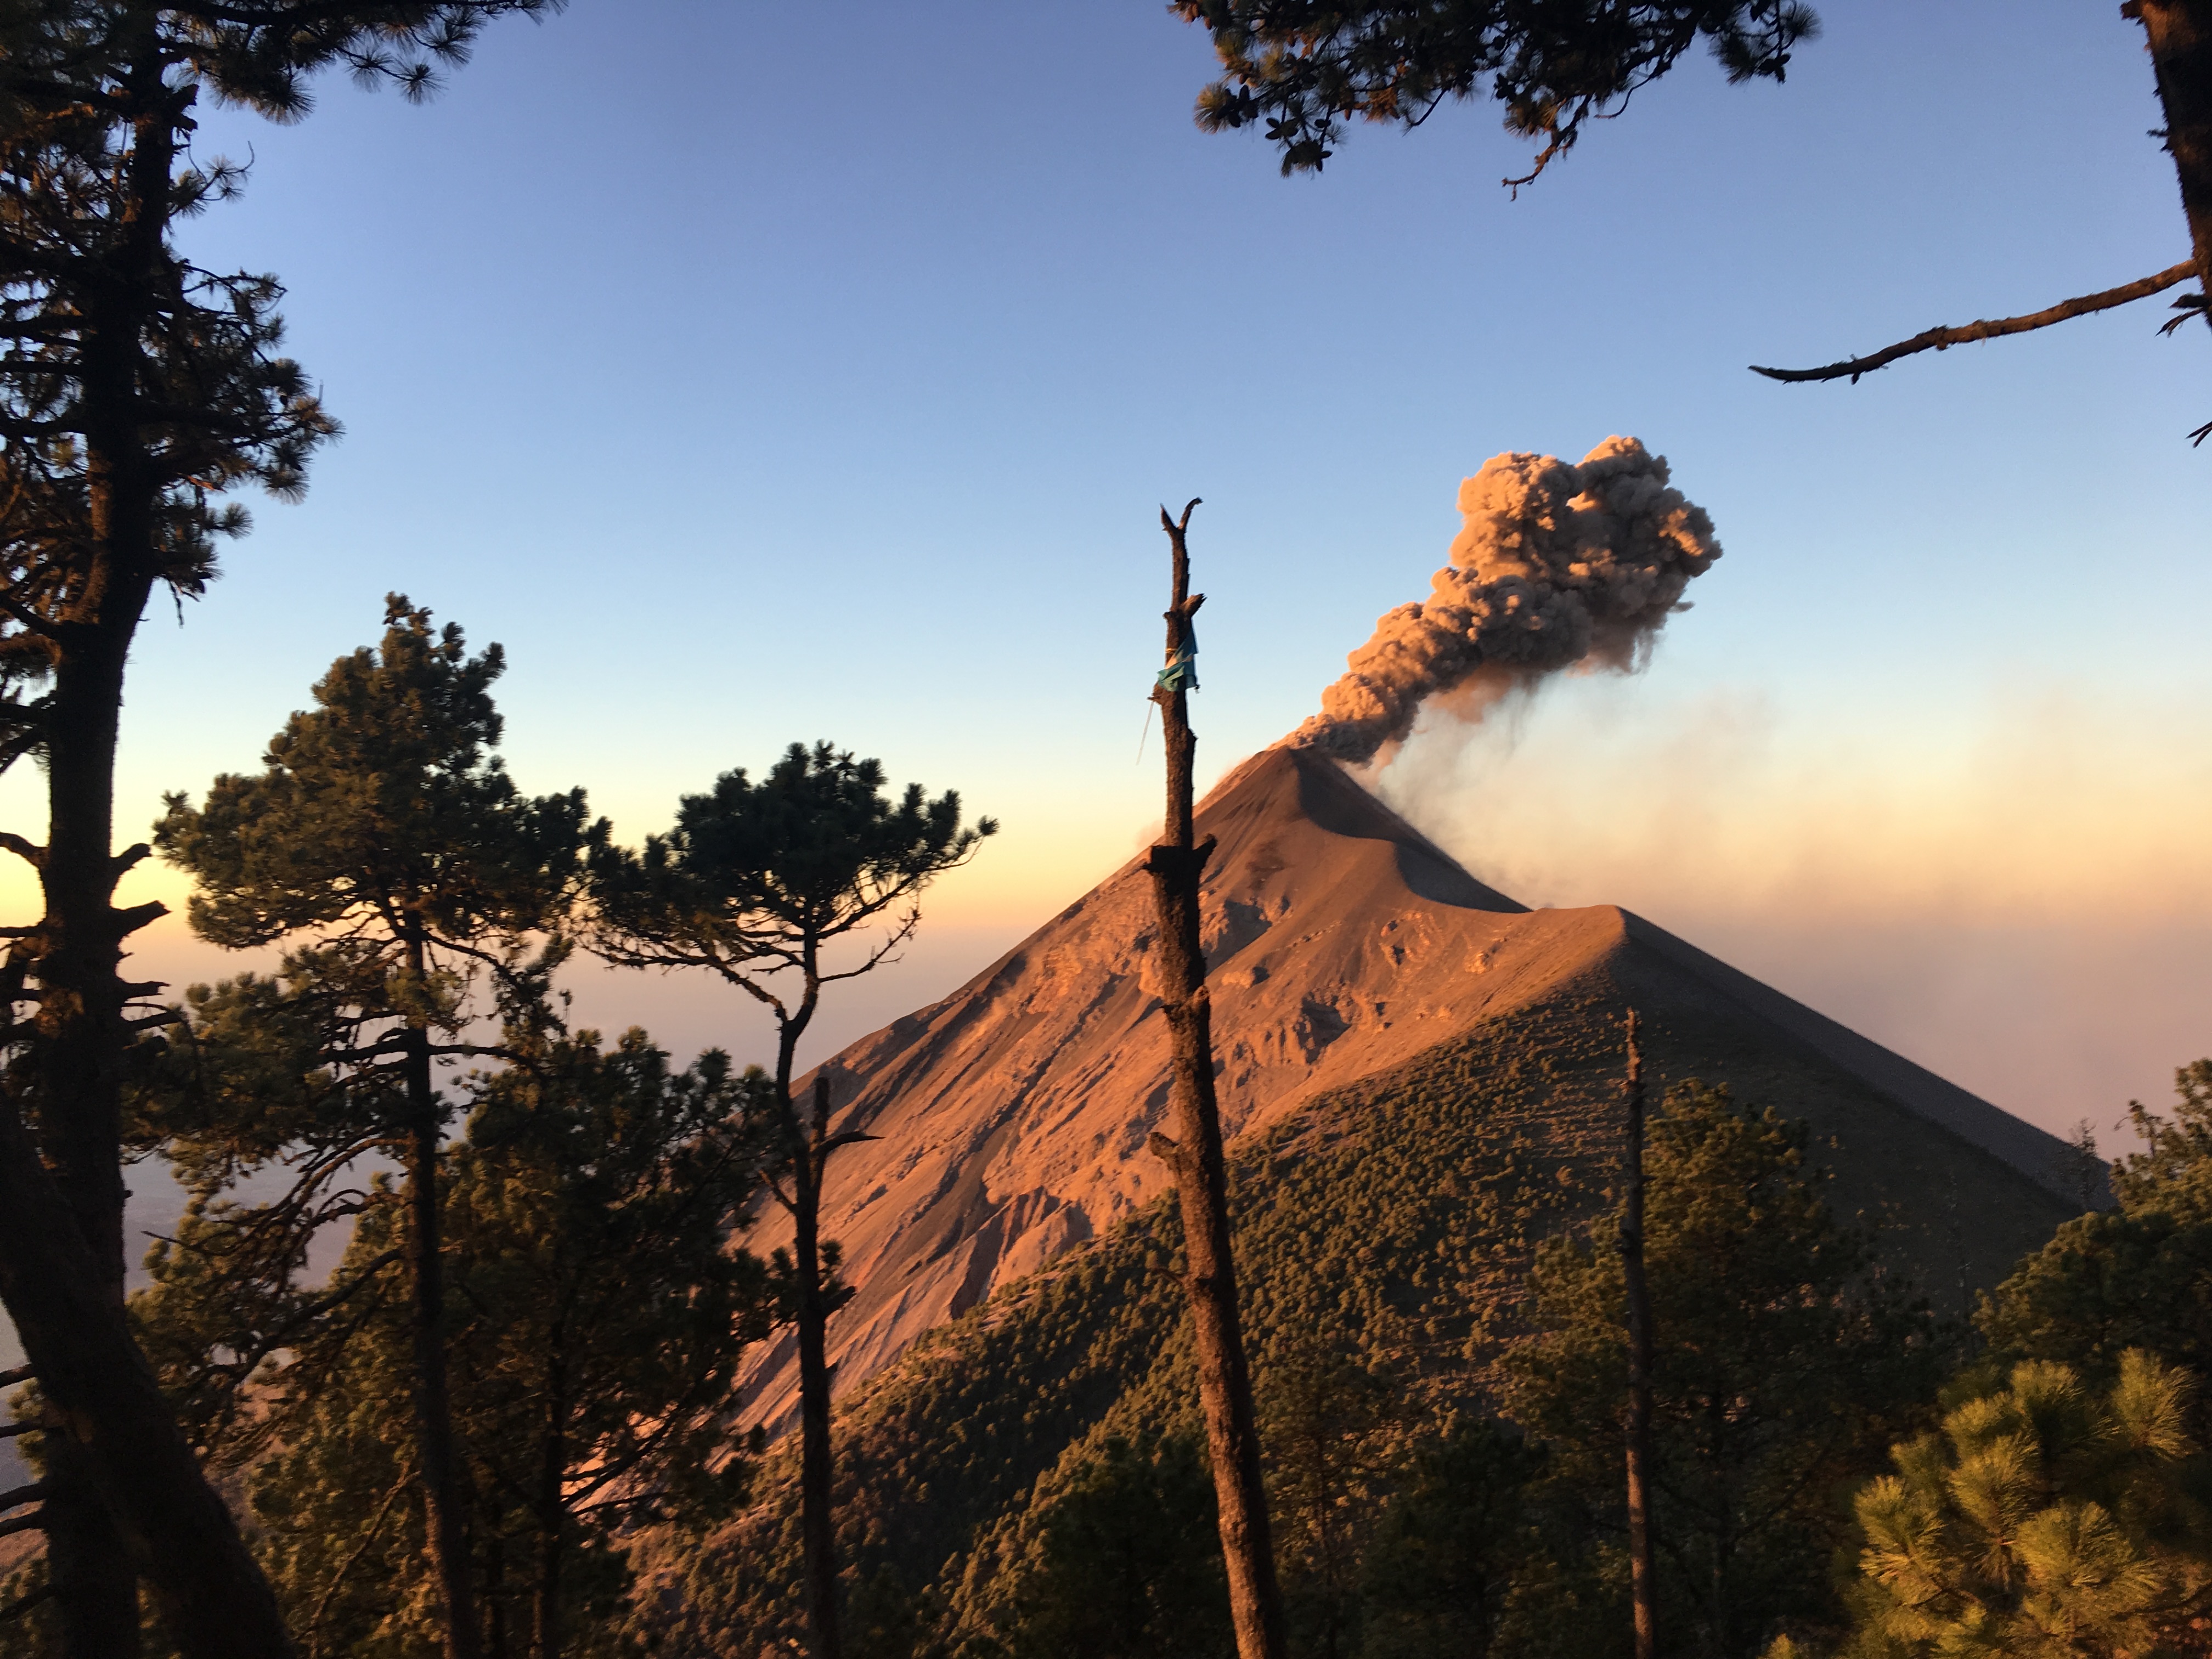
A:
8 0 2207 1141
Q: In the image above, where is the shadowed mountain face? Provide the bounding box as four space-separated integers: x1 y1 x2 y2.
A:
737 747 2084 1436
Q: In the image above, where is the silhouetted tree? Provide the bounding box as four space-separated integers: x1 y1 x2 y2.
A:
1172 1 2210 416
0 7 556 1651
1175 1 1812 181
190 1026 776 1659
588 742 993 1659
151 598 596 1659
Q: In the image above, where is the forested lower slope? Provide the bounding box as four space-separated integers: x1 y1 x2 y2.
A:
637 950 2076 1657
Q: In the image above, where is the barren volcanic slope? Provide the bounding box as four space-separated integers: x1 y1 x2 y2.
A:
737 746 2082 1435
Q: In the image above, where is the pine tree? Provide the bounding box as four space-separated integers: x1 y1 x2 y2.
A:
1820 1352 2212 1659
1981 1060 2212 1419
1502 1081 1943 1659
1257 1345 1398 1659
218 1025 778 1659
150 597 597 1659
1356 1421 1545 1659
0 9 556 1652
587 742 992 1659
998 1434 1233 1659
1171 1 2211 394
1172 1 1814 180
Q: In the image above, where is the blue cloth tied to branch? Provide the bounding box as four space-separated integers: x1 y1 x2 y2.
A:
1155 623 1198 694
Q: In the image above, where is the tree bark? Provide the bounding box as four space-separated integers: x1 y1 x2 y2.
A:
1143 500 1286 1659
403 936 483 1659
1620 1009 1657 1659
35 603 153 1659
2137 0 2212 328
0 1093 295 1659
18 19 193 1650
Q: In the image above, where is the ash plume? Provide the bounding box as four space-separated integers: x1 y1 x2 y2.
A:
1288 437 1722 763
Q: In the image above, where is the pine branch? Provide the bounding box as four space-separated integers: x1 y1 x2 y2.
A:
303 1466 412 1659
1750 260 2203 383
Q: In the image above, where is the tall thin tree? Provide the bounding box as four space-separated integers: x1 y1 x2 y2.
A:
1620 1009 1657 1659
1140 500 1286 1659
588 743 992 1659
0 7 557 1652
155 597 598 1659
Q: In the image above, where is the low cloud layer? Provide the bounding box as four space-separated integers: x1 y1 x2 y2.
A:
1289 437 1722 761
1362 674 2212 1137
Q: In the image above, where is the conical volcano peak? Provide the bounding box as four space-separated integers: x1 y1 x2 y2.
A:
733 746 2080 1438
1193 745 1526 917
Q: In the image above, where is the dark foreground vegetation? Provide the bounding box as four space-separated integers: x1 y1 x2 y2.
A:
6 682 2208 1659
639 1000 2212 1659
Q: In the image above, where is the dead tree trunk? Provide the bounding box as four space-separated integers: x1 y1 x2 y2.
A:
1142 500 1287 1659
1620 1009 1658 1659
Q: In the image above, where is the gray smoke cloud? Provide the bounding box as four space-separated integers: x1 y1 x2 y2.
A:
1287 437 1723 763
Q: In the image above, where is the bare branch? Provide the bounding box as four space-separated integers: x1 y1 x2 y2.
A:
114 900 168 935
1751 260 2203 383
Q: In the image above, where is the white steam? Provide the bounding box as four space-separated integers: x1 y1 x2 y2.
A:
1288 437 1722 761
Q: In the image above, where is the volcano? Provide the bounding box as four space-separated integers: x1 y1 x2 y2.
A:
735 746 2081 1435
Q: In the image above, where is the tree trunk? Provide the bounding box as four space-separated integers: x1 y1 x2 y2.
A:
0 1093 295 1659
15 21 189 1651
486 1534 507 1659
532 1374 564 1659
2137 0 2212 327
793 1075 840 1659
35 633 154 1659
402 954 483 1659
35 615 149 1659
1143 500 1286 1659
1620 1010 1657 1659
35 620 150 1658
